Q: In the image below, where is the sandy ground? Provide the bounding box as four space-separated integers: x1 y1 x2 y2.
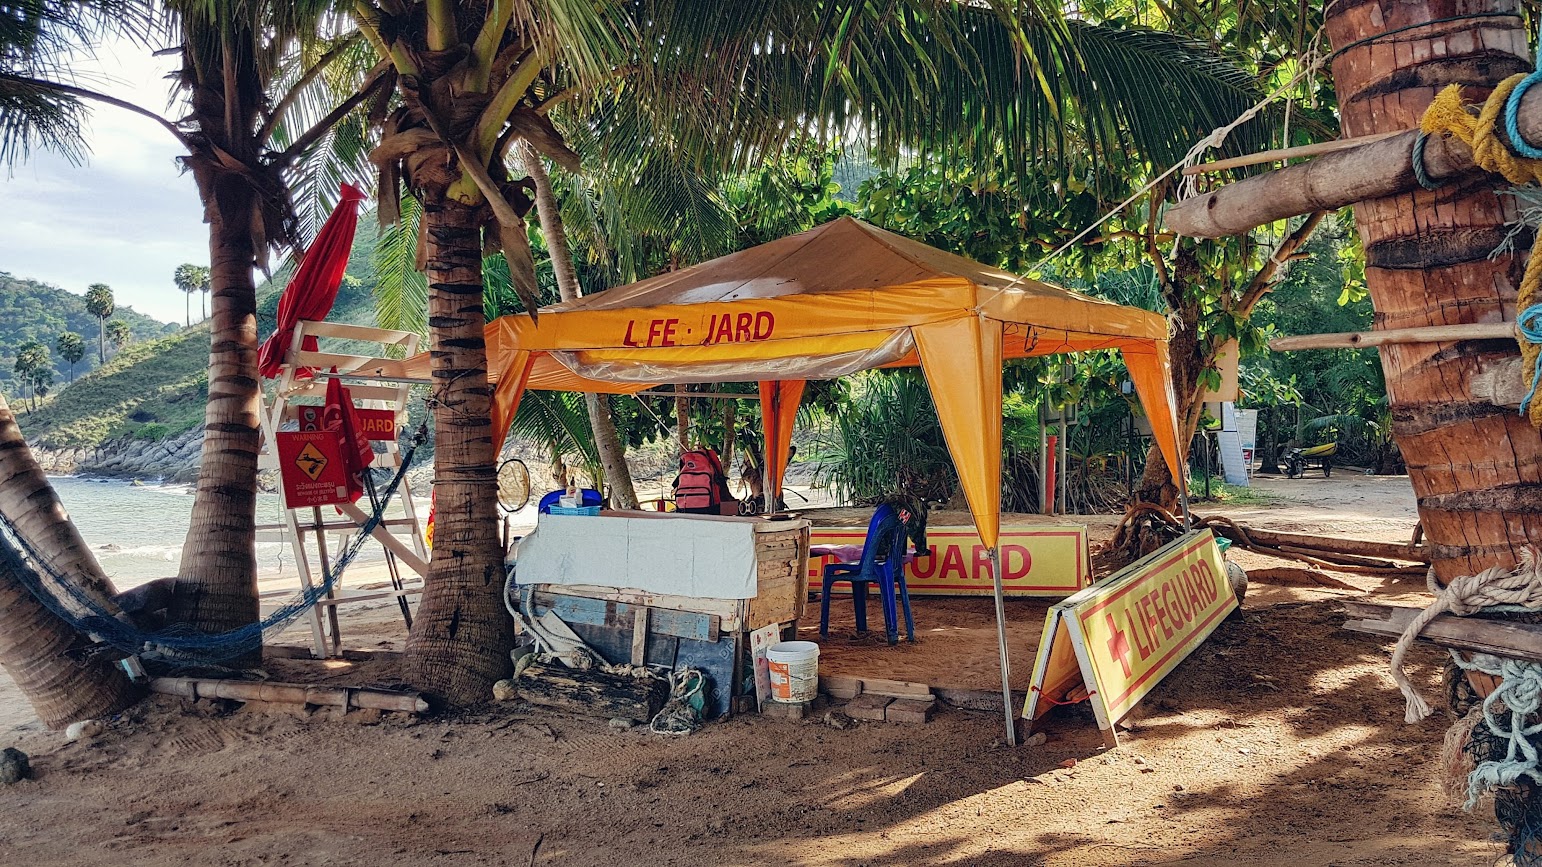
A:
0 471 1502 865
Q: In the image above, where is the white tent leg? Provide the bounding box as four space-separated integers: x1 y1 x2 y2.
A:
989 546 1016 746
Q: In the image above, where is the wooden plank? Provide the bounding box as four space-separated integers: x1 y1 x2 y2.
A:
1210 524 1427 564
516 662 669 723
297 320 418 346
1342 601 1542 662
631 607 650 666
531 591 719 642
535 584 741 631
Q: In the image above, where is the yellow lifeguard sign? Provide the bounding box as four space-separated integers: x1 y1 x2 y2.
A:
1024 530 1236 746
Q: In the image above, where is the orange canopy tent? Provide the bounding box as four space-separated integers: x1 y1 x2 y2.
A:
415 217 1186 743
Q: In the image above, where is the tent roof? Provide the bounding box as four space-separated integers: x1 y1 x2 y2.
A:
546 216 1136 317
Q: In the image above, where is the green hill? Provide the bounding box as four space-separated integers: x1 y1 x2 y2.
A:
15 220 389 448
20 324 212 448
0 273 178 386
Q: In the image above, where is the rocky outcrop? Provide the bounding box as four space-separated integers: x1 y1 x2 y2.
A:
31 429 205 483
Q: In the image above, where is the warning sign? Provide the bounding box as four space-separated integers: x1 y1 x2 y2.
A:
276 431 351 508
295 441 329 480
806 525 1090 597
1023 530 1235 745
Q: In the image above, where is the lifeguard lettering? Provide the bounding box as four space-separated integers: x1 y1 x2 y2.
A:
621 317 682 347
1102 559 1221 676
705 311 774 345
908 542 1033 582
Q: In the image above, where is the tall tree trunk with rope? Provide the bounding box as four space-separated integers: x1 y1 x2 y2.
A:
1324 0 1539 584
520 143 639 508
402 197 513 706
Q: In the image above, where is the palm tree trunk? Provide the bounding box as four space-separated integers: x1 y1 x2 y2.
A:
0 546 139 729
0 392 123 613
1325 0 1538 584
403 198 513 707
520 143 639 509
97 318 105 365
185 293 191 328
168 175 262 660
201 290 207 321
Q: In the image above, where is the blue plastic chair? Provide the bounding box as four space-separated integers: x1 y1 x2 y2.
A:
537 488 603 514
819 504 916 645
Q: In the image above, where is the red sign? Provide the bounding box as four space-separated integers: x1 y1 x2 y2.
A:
276 430 352 507
286 405 397 441
353 408 398 441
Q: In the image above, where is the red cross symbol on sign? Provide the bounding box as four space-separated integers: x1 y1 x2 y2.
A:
1105 613 1134 678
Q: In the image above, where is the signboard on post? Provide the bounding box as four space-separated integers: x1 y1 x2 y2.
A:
275 430 352 508
1023 530 1236 746
807 525 1091 597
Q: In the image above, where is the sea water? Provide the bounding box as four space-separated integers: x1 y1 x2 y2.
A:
47 475 384 590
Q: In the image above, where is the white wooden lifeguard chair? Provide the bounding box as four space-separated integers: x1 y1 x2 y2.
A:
256 320 432 658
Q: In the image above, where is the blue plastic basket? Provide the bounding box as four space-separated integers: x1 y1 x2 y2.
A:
547 505 601 516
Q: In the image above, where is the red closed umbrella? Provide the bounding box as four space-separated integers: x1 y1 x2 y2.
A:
323 376 374 503
258 183 368 378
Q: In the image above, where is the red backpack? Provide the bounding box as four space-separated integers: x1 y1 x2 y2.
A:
673 448 738 515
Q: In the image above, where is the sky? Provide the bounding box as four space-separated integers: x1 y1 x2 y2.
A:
1 37 205 326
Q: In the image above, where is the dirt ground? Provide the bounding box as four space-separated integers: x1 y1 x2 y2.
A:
0 471 1504 865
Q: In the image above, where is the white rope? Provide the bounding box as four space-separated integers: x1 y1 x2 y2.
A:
1452 650 1542 809
1391 548 1542 722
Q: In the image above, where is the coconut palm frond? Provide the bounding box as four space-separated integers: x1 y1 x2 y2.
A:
372 191 428 337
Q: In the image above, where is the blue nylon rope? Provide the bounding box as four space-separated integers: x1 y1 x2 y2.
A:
1519 306 1542 416
1505 56 1542 159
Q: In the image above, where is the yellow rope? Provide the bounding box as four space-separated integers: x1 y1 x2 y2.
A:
1421 75 1542 427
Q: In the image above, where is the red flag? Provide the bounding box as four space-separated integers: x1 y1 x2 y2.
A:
258 183 368 378
323 376 373 503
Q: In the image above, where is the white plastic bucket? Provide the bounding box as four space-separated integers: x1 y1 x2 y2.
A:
766 641 820 703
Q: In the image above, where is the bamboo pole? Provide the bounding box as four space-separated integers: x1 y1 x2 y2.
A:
1269 322 1515 351
1181 130 1404 176
1165 84 1542 238
148 677 429 713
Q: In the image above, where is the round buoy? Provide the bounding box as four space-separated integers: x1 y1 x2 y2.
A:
1225 561 1248 605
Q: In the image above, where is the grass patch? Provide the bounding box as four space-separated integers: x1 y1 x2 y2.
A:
1188 473 1280 505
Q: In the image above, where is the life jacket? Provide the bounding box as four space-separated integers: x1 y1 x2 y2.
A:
673 448 737 515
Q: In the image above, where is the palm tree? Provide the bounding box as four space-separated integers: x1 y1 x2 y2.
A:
1317 1 1540 586
83 283 112 364
354 0 1267 705
105 319 131 355
0 1 147 722
55 331 84 381
172 263 208 327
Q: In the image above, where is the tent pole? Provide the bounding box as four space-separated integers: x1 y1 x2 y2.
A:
989 546 1017 746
